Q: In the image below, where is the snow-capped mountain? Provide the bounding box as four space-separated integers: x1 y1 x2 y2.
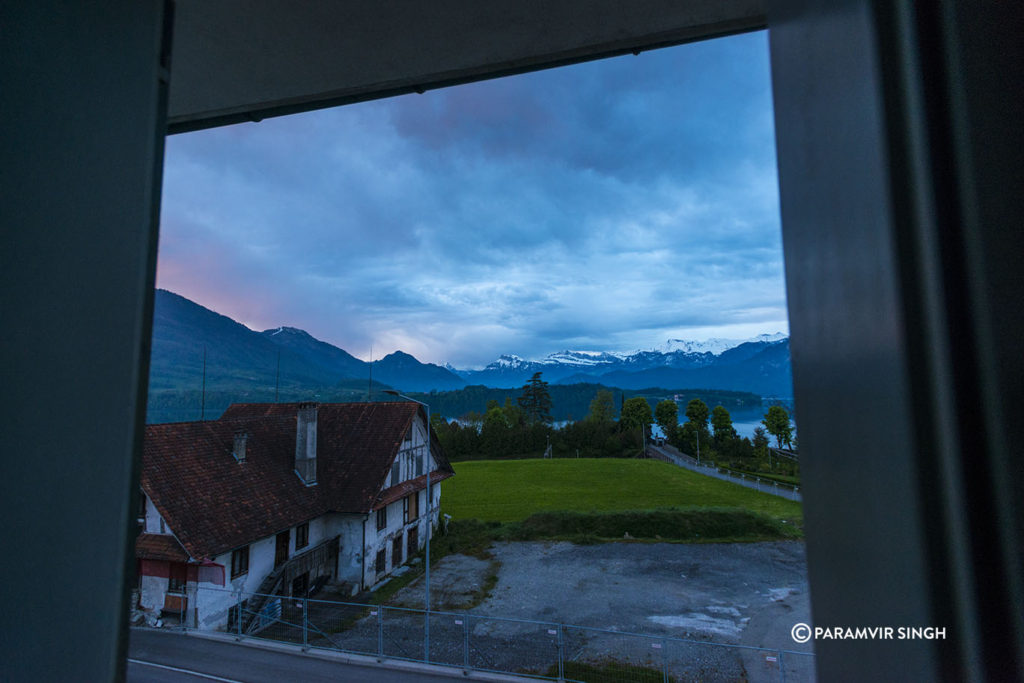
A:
453 334 792 397
660 332 788 356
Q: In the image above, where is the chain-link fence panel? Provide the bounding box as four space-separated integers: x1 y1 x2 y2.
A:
465 614 560 678
381 606 426 662
779 650 816 682
561 626 671 683
303 597 379 656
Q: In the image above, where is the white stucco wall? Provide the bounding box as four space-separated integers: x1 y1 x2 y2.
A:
143 493 166 534
193 512 370 630
139 571 169 615
361 476 442 590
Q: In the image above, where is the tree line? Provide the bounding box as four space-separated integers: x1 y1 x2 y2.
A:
431 372 797 476
409 382 759 424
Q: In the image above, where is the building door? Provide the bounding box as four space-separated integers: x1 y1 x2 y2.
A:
275 530 289 568
392 534 403 567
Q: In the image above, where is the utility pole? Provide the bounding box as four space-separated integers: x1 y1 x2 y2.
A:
367 344 373 400
383 390 432 661
200 346 206 421
274 349 280 403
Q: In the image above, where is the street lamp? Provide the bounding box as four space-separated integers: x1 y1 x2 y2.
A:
384 390 433 661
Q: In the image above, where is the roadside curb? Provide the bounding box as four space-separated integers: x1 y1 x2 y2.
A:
131 626 534 682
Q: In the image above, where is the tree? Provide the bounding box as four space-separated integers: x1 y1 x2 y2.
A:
762 405 793 448
517 372 553 424
710 405 737 444
481 404 512 457
620 397 653 431
752 425 770 458
654 399 678 441
586 389 616 425
682 399 712 459
685 399 710 427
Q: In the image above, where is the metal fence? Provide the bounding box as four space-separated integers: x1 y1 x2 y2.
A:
173 586 813 682
648 445 802 502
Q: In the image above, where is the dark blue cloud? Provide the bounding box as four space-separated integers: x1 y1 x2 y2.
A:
157 31 787 368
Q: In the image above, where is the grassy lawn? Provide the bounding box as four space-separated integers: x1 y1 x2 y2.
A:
441 458 802 524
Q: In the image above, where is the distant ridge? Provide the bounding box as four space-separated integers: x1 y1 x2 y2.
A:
148 289 466 397
451 336 792 397
147 290 793 422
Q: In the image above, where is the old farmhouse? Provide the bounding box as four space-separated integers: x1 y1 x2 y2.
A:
134 401 453 631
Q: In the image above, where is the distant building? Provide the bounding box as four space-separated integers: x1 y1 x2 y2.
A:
134 401 452 631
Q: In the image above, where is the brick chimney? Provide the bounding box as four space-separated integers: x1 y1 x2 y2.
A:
233 431 247 462
295 402 318 483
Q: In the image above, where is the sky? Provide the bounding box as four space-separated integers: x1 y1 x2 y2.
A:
157 30 787 370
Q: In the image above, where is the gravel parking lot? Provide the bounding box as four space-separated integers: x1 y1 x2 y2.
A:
392 540 815 681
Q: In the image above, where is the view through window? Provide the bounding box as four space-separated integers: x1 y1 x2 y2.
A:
140 29 813 680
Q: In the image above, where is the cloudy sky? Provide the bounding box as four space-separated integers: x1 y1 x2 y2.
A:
157 30 786 369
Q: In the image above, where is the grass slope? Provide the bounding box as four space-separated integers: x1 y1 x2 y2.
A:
441 458 802 524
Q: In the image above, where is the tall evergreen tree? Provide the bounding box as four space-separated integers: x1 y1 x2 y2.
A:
517 372 553 424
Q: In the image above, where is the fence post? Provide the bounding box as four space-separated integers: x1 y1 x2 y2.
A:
557 624 565 682
302 597 308 650
236 591 242 639
779 649 786 683
463 616 470 672
377 607 383 658
661 638 669 683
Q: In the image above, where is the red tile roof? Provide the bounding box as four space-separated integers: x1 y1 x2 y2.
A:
140 402 453 559
372 471 452 511
135 533 190 562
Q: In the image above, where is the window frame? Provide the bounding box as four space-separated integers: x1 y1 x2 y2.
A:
403 491 418 524
295 522 309 550
376 506 387 531
375 548 386 575
230 545 249 579
167 562 187 594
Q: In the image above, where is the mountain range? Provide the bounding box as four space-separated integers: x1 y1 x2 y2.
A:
148 289 793 401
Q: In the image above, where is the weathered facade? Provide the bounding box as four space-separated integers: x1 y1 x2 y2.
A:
135 401 452 630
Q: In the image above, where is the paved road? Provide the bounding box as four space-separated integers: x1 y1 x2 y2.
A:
648 445 802 502
128 628 516 683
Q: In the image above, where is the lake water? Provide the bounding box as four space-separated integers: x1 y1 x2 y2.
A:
452 401 796 442
648 402 796 442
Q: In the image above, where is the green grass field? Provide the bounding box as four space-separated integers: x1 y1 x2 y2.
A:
441 458 802 524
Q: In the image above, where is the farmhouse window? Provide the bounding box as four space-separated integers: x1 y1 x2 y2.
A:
403 492 418 523
167 562 187 593
296 522 309 549
391 460 400 485
375 549 386 574
231 546 249 579
376 506 387 531
392 534 403 566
